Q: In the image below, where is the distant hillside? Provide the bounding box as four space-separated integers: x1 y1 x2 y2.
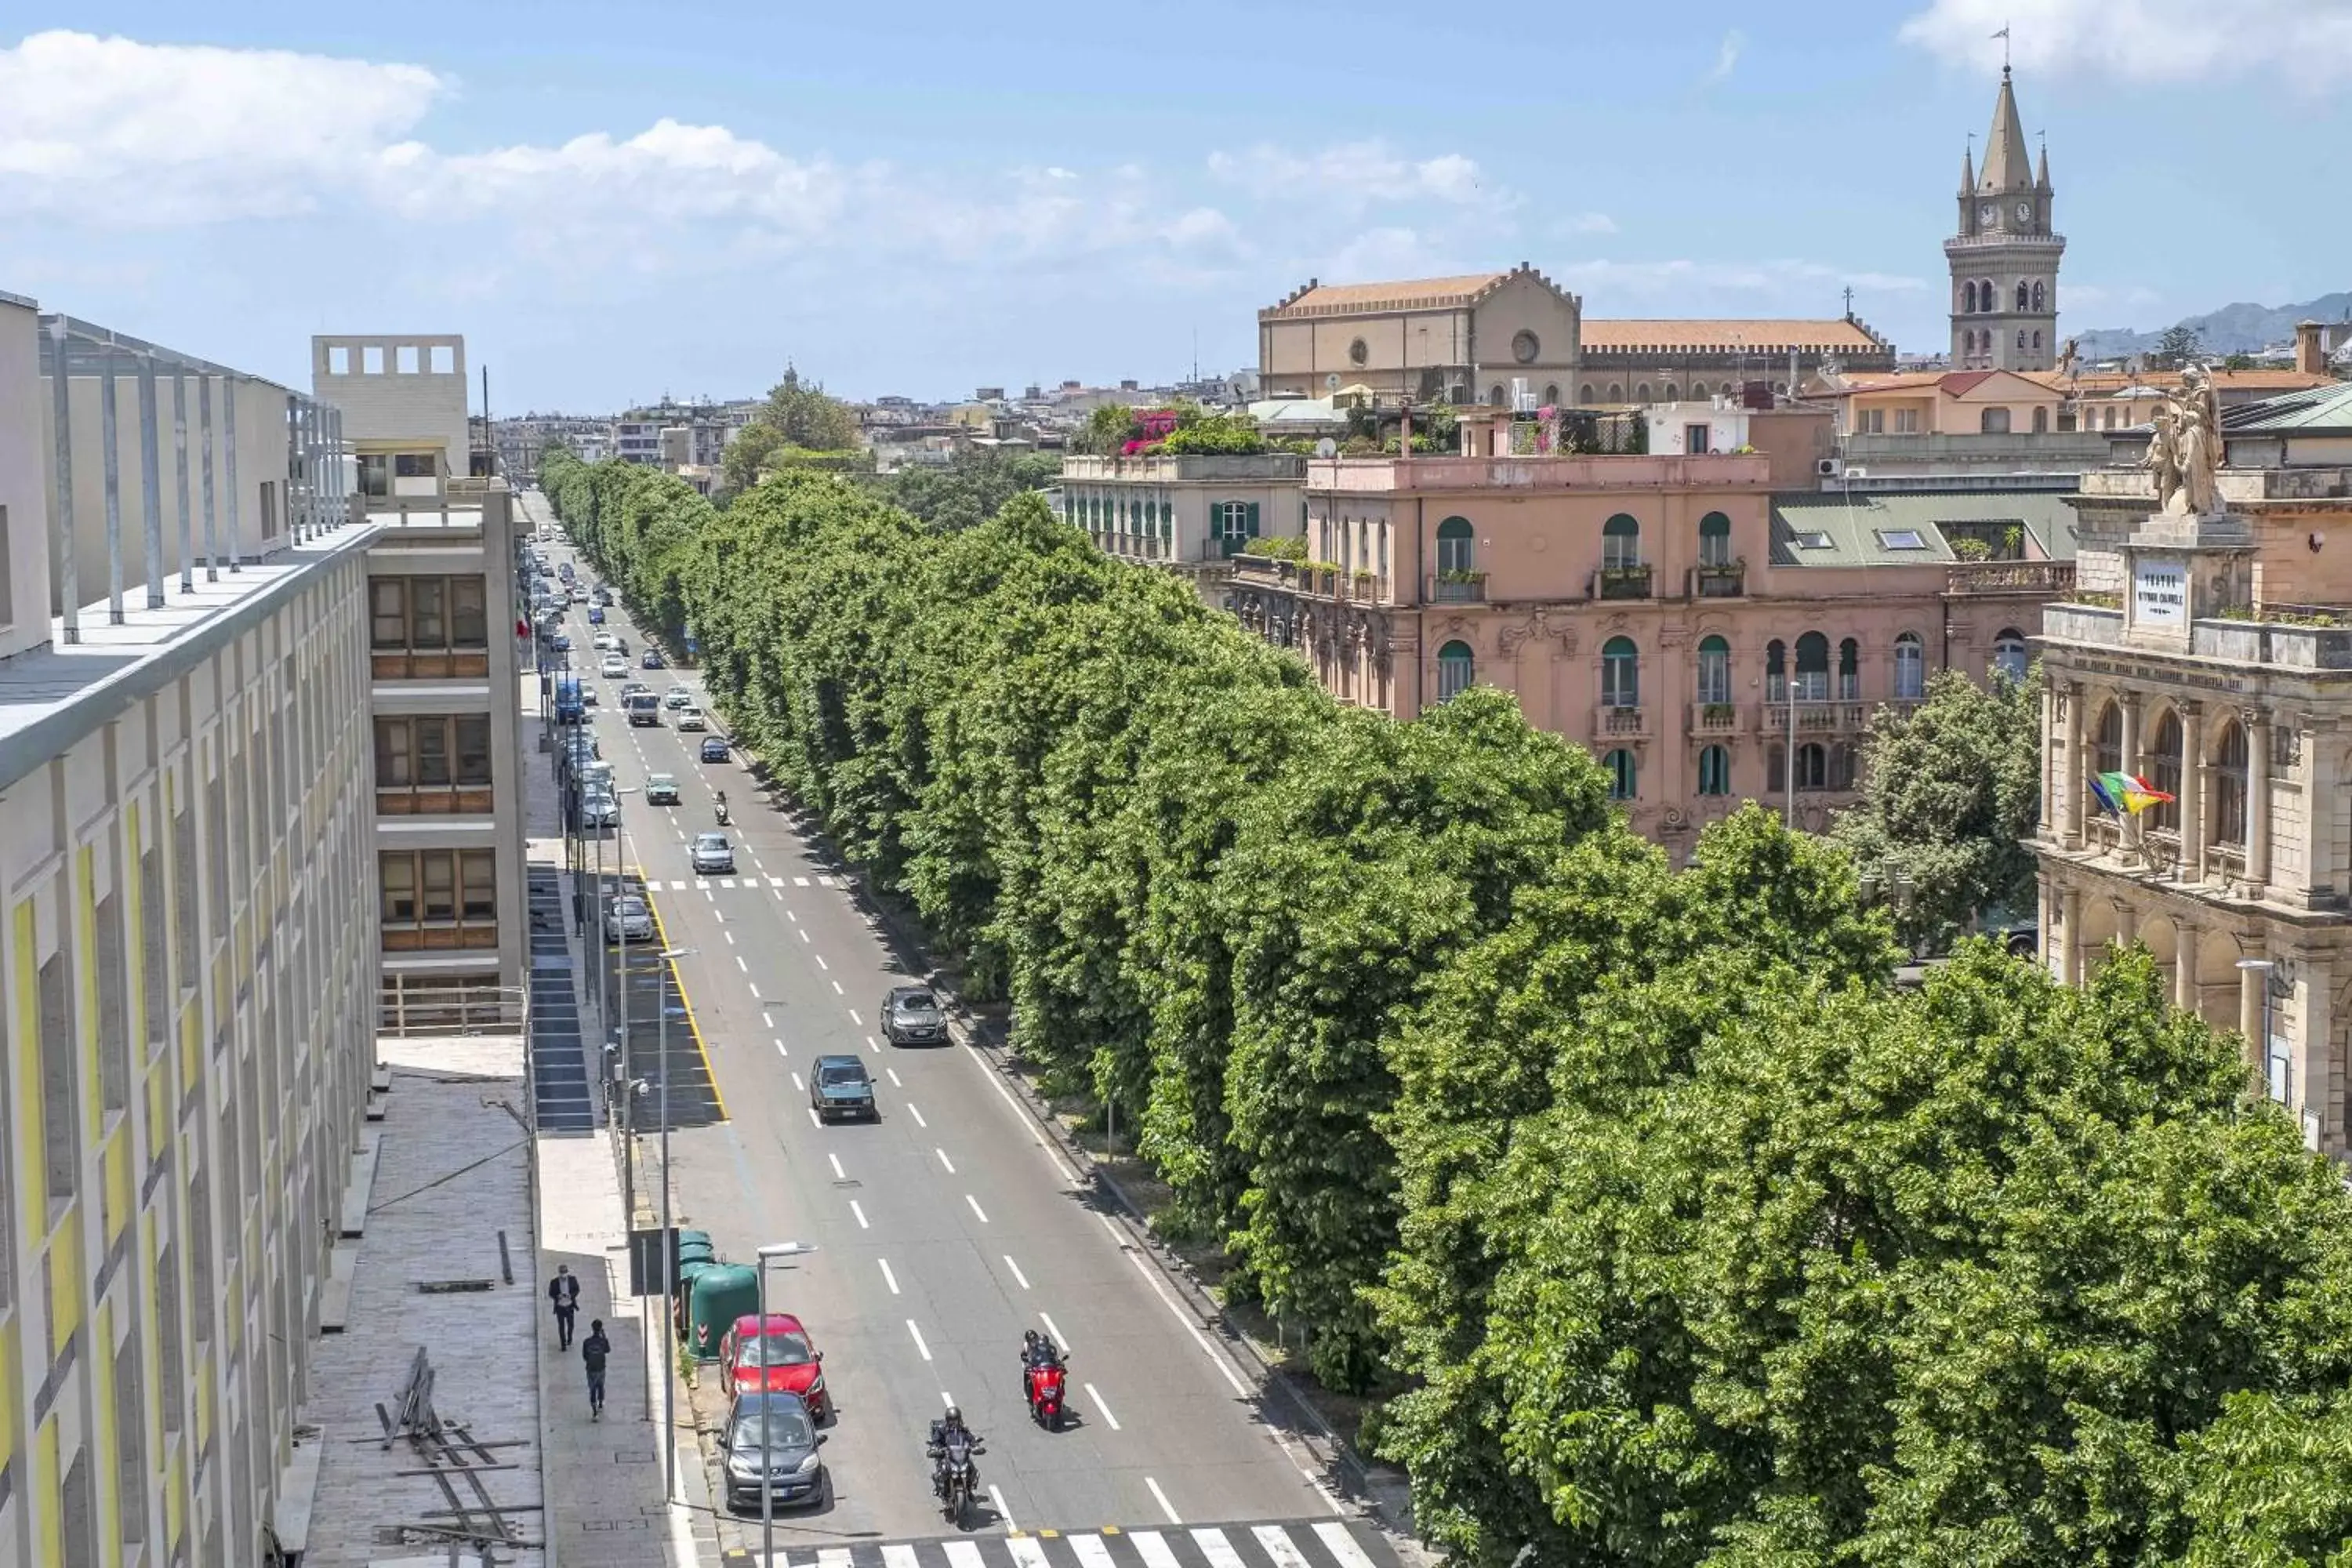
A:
2072 291 2352 361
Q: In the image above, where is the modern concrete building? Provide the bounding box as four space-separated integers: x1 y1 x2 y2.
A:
311 336 474 502
0 289 388 1568
1059 452 1308 604
2032 384 2352 1159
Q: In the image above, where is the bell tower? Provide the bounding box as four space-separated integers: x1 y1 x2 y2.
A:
1945 67 2063 372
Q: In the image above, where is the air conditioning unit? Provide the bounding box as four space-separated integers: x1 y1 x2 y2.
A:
1817 456 1844 478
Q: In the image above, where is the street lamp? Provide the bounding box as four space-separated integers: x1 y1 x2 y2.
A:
753 1242 818 1567
648 941 696 1501
2237 956 2280 1102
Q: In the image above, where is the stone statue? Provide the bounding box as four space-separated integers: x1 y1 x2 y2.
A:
2143 403 2183 512
2057 336 2080 379
2175 363 2223 515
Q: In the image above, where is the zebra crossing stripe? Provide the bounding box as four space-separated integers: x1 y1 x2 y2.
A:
943 1543 988 1568
883 1548 921 1568
1070 1534 1120 1568
795 876 811 886
1008 1539 1052 1568
1310 1523 1378 1568
1192 1530 1250 1568
1253 1526 1313 1568
818 1551 855 1568
1130 1534 1183 1568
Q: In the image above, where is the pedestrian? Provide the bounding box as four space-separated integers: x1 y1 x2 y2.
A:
547 1263 581 1348
582 1319 611 1420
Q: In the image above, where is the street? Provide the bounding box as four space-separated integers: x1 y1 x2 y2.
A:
524 501 1374 1561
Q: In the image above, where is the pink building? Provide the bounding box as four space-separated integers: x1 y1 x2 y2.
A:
1228 408 2078 854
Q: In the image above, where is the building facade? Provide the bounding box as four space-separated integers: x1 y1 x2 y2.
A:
1947 67 2063 372
1059 452 1307 602
1258 267 1584 405
310 336 473 501
1577 317 1895 405
2 291 386 1568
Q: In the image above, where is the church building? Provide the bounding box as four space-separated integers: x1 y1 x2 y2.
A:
1947 66 2063 372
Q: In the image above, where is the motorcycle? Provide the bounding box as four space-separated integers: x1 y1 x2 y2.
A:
713 799 731 827
937 1432 982 1527
1025 1358 1068 1431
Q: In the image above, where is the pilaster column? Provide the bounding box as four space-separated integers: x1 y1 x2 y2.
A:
2303 728 2336 906
2059 887 2084 985
2293 953 2334 1151
2060 680 2085 849
2040 680 2058 835
2120 692 2143 851
2180 702 2205 883
2172 922 2198 1011
2239 952 2267 1076
2117 903 2140 949
2247 710 2272 890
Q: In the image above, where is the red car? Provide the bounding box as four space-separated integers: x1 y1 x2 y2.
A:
719 1313 829 1421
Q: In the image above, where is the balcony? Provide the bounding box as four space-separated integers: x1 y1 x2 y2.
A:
1312 452 1773 493
1761 700 1873 735
1230 554 1301 588
1944 560 2075 596
1430 573 1487 604
1689 701 1742 736
1592 566 1653 601
1595 704 1648 739
1691 563 1746 598
1060 452 1307 483
2044 601 2352 670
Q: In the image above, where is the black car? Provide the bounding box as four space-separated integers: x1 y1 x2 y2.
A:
720 1392 827 1513
642 648 666 670
699 735 731 763
809 1055 876 1122
880 986 947 1046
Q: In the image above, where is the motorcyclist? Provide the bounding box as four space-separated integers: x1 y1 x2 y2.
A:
927 1406 977 1498
713 789 730 826
1021 1329 1062 1393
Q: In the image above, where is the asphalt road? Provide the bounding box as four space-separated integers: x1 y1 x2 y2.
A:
521 503 1347 1551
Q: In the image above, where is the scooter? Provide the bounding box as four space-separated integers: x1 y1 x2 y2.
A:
714 798 731 827
1025 1359 1068 1431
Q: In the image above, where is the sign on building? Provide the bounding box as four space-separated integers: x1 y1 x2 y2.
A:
2132 561 2187 628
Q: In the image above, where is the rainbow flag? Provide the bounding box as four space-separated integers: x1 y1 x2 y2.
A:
2089 771 2175 816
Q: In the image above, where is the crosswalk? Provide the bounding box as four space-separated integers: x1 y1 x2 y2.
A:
655 874 845 891
721 1519 1395 1568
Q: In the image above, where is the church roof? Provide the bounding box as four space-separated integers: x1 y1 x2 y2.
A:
1581 318 1886 354
1261 270 1576 318
1978 67 2034 193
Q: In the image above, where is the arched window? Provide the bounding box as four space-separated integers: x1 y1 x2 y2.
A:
2093 701 2122 778
2017 329 2029 351
1697 634 1732 704
1980 406 2013 434
1543 383 1560 406
1601 636 1639 708
1698 510 1733 568
1436 515 1475 576
2032 405 2049 433
1893 631 1925 699
1698 744 1732 796
2016 281 2031 311
2213 722 2249 845
1767 743 1785 793
2032 330 2044 350
1795 742 1828 791
1981 279 1996 309
1829 742 1857 792
1603 749 1637 800
1635 383 1653 404
1837 637 1860 700
1692 381 1710 400
1607 383 1624 402
1962 281 1978 313
1436 641 1475 702
1579 383 1596 404
2149 710 2183 833
1489 385 1506 407
1794 630 1831 702
1993 629 2029 683
1602 513 1642 571
2032 281 2045 311
1766 638 1788 703
1661 383 1679 401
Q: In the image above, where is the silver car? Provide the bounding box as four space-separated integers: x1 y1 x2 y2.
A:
604 895 654 944
691 833 735 875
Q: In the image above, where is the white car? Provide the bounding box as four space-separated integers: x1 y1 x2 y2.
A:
663 685 694 710
601 654 627 679
675 706 707 732
604 895 654 943
691 833 735 875
593 632 619 652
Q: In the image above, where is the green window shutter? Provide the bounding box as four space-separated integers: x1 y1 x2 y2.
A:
1245 502 1261 539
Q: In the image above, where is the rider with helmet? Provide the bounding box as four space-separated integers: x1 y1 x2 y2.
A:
927 1406 977 1499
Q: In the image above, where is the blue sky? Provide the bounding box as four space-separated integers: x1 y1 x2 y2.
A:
4 0 2346 410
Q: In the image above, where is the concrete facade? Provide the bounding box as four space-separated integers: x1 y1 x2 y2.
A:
1258 267 1583 405
311 336 471 499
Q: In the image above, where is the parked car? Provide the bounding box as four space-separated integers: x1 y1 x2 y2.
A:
880 985 948 1046
644 772 681 805
549 631 571 653
719 1392 826 1515
718 1314 829 1421
579 791 618 829
691 833 735 875
604 895 654 944
663 685 694 710
675 706 707 732
808 1054 877 1122
699 735 730 762
642 648 666 670
601 654 627 679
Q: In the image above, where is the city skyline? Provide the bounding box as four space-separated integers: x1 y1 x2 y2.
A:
4 0 2347 408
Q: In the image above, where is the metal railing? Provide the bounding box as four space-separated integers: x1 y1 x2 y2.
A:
378 982 528 1037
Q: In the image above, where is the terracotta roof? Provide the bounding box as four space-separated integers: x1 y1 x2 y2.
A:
1261 273 1507 316
1581 318 1886 354
1940 371 1995 396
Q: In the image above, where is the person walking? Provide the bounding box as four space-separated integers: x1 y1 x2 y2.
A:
547 1263 582 1349
582 1319 612 1420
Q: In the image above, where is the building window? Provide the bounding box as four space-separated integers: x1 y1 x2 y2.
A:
1436 516 1475 576
1603 748 1636 800
1489 386 1506 407
1894 408 1920 434
1602 637 1639 708
1662 383 1679 401
379 850 499 947
1829 742 1857 791
393 452 437 479
1602 513 1641 571
1698 511 1733 568
1992 629 2029 683
1685 423 1712 453
1579 384 1596 404
1513 330 1541 364
1607 383 1623 402
2213 721 2249 846
1793 631 1831 702
1692 381 1710 399
2016 281 2031 311
1635 383 1653 403
1859 408 1886 435
2016 330 2029 352
2032 405 2049 433
1766 638 1787 703
1697 744 1731 796
1795 742 1828 791
1544 383 1560 406
375 716 494 792
1837 637 1860 700
2149 710 2183 833
1981 406 2013 434
1697 635 1732 704
2032 281 2046 311
1348 337 1369 366
1211 500 1260 557
1893 632 1925 700
2094 701 2122 777
1436 641 1475 702
370 575 489 651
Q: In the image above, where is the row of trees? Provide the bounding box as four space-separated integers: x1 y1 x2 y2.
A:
539 445 2352 1565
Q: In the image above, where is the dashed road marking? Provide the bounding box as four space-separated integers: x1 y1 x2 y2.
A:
1085 1382 1119 1431
1004 1255 1030 1290
965 1194 989 1224
907 1319 931 1360
851 1200 869 1229
935 1148 956 1174
879 1258 899 1295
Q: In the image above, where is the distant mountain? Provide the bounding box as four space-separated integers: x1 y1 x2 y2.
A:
2071 291 2352 362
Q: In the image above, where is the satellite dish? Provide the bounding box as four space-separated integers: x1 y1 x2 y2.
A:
1324 373 1341 391
1314 438 1339 459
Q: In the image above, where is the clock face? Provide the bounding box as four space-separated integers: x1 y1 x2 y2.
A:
2016 200 2033 223
1978 201 1995 223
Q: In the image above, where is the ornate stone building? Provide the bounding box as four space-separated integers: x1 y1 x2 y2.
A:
1947 67 2063 372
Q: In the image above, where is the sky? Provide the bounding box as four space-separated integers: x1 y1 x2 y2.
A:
3 0 2347 411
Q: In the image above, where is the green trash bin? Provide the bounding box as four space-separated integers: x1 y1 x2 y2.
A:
670 1258 718 1339
673 1230 716 1269
684 1264 760 1362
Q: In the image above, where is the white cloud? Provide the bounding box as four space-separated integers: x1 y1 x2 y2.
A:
1207 141 1506 212
1704 29 1744 85
1899 0 2352 86
1559 212 1618 236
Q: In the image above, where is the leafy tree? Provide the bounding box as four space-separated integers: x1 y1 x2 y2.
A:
1833 666 2041 953
760 365 862 451
2153 322 2205 369
720 423 789 496
1066 404 1137 456
872 448 1058 532
2223 351 2258 372
1158 412 1266 455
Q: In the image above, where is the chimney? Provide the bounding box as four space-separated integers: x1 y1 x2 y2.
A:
2296 320 2327 376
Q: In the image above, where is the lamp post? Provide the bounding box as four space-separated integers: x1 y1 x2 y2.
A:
753 1242 818 1567
2238 956 2278 1102
650 941 696 1501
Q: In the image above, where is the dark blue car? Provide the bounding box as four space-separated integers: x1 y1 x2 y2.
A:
587 605 605 625
642 648 666 669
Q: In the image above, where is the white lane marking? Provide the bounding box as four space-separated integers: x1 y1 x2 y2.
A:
1004 1255 1030 1290
956 1039 1083 1185
884 1067 903 1087
818 1551 855 1568
1039 1312 1070 1352
848 1009 863 1026
907 1104 927 1128
878 1258 899 1295
786 909 798 924
813 953 828 970
1104 1214 1254 1396
747 983 760 1000
1254 1525 1316 1568
935 1147 956 1174
791 1073 806 1092
906 1319 931 1360
1006 1537 1048 1568
1191 1528 1246 1568
794 876 810 887
735 954 749 972
1131 1533 1183 1568
797 927 811 943
851 1200 869 1229
946 1541 987 1568
769 876 786 887
941 1390 957 1410
831 979 844 995
1083 1381 1119 1431
965 1194 989 1224
773 1040 789 1059
712 909 726 924
1312 1522 1378 1566
723 929 735 945
1072 1535 1120 1568
1146 1478 1182 1526
806 1107 821 1129
828 1152 846 1180
883 1547 921 1568
987 1490 1014 1534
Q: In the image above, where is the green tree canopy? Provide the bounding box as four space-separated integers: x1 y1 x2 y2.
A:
760 365 862 451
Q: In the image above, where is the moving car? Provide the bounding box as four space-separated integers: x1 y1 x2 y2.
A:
601 654 627 680
663 685 693 710
880 985 948 1046
642 648 666 670
619 681 650 702
625 691 661 727
675 706 707 732
604 895 654 944
720 1392 826 1515
808 1054 877 1122
691 833 735 875
593 632 619 652
587 605 605 625
718 1314 829 1421
644 772 681 805
699 735 730 763
558 561 575 583
549 631 572 654
593 586 612 606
